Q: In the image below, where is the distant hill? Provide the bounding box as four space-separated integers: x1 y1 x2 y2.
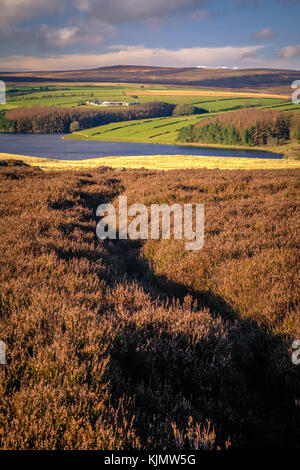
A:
1 65 299 95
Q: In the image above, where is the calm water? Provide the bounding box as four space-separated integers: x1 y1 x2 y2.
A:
0 133 283 160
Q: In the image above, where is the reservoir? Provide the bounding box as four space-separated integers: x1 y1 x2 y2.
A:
0 133 283 160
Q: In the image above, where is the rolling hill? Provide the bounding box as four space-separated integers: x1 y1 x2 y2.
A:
1 65 299 95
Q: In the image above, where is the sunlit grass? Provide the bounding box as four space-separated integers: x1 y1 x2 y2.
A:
1 152 299 171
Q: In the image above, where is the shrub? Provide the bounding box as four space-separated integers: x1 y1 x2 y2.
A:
69 120 80 132
0 162 298 449
173 103 198 116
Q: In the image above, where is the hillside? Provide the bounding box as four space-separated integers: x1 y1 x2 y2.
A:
1 65 299 95
0 160 299 449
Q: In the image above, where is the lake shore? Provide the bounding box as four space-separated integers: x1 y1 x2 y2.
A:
65 130 300 160
65 132 285 154
1 152 299 171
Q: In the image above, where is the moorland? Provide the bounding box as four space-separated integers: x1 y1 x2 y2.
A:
0 159 299 450
0 68 299 450
1 65 299 95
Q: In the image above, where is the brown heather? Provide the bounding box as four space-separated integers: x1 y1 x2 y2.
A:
0 159 299 449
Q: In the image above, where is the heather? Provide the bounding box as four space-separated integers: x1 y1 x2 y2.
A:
0 160 299 449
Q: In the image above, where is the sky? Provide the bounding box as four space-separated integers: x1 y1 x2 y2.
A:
0 0 299 71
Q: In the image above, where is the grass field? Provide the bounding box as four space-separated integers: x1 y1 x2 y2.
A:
65 104 299 146
9 83 287 145
125 89 290 99
65 112 300 150
65 114 212 144
1 152 300 171
2 83 290 111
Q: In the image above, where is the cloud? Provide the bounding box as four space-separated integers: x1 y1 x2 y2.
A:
0 0 66 27
0 0 299 71
0 0 208 53
0 0 299 29
46 22 116 47
0 45 266 71
76 0 206 24
0 21 116 52
252 28 277 40
240 51 258 59
189 9 213 20
277 44 300 58
0 0 206 27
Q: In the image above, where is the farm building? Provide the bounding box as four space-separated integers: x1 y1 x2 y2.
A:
101 101 125 106
86 100 140 107
86 100 100 105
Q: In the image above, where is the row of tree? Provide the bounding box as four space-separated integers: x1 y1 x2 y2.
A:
178 108 300 146
2 102 176 133
172 103 208 116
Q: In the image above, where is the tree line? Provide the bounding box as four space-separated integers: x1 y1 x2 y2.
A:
0 112 16 133
2 102 176 133
177 108 300 146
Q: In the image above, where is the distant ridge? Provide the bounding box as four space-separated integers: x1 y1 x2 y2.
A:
1 65 299 95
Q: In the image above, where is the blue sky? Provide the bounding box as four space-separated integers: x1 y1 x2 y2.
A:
0 0 299 71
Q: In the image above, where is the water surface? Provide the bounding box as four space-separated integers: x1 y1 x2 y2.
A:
0 133 282 160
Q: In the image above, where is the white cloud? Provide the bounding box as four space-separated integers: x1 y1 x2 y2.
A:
0 21 116 51
46 22 116 47
47 27 79 46
277 44 300 58
253 28 277 40
0 45 266 71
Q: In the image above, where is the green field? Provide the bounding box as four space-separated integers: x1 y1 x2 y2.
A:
1 83 288 110
2 82 300 148
3 84 133 108
64 114 214 144
65 103 299 146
